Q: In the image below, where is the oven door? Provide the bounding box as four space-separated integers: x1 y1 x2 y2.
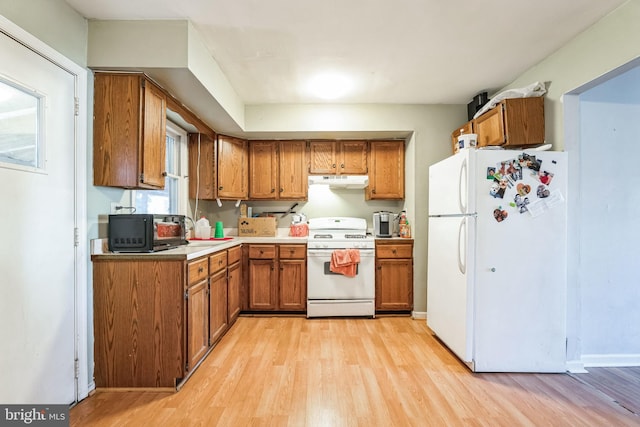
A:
307 248 375 299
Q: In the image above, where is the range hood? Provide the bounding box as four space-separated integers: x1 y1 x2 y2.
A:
308 175 369 189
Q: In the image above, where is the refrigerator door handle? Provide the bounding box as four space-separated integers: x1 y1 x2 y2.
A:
457 217 466 275
459 158 468 214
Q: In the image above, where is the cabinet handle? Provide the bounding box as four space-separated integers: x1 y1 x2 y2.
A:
198 266 204 273
260 250 264 254
372 189 376 194
332 163 336 168
392 249 397 254
218 186 223 191
271 188 275 193
377 266 382 270
341 163 345 169
162 171 168 177
280 188 284 193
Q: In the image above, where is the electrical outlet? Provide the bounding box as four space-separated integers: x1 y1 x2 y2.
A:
110 202 119 214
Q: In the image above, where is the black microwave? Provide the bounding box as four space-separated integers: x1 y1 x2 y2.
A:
108 214 187 253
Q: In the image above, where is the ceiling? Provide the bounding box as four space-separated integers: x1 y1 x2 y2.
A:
65 0 626 106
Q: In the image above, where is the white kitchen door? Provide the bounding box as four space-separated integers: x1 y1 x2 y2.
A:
0 27 78 403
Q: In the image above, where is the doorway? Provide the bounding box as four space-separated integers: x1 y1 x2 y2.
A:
564 57 640 369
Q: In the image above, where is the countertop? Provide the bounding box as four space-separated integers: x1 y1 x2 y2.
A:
91 228 413 261
91 228 308 261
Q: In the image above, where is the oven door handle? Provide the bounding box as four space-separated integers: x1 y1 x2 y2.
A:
307 249 375 256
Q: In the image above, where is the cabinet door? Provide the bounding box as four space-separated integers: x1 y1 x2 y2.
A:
279 259 306 311
366 140 405 200
188 133 216 200
279 140 308 199
140 80 167 188
209 269 228 345
339 140 368 174
227 261 242 324
248 259 277 310
474 105 505 147
93 260 185 388
93 74 166 189
375 258 413 311
217 135 248 199
309 141 336 174
186 279 209 371
249 141 278 199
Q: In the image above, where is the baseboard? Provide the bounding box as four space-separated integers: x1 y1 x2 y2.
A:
412 311 427 320
566 360 587 373
581 353 640 367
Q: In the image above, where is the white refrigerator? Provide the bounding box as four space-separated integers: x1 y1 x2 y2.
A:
427 148 568 372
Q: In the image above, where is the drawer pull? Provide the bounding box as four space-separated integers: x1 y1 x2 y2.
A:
392 249 397 254
198 266 204 273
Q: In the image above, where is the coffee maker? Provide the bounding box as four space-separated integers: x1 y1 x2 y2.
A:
373 211 393 237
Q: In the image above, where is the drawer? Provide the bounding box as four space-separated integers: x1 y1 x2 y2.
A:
209 251 227 274
248 244 276 259
227 245 241 265
279 244 306 259
376 243 413 259
188 258 209 286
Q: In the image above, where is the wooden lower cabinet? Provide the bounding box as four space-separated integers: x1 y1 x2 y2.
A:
375 240 414 312
279 244 307 311
227 246 242 324
92 245 242 389
92 259 185 388
245 243 306 312
187 278 209 371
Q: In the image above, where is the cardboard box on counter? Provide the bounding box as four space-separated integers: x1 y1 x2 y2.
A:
238 217 277 237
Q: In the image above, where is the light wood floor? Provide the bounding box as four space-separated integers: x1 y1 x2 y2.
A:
71 316 640 426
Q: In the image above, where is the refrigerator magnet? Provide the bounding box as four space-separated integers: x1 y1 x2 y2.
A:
516 183 531 196
490 180 507 198
536 184 550 198
514 194 530 214
537 170 554 185
493 208 508 222
487 167 497 180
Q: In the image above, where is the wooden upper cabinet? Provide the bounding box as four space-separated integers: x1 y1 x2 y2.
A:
188 133 216 200
340 140 368 174
366 140 405 200
308 140 336 174
249 141 278 199
249 140 308 200
308 140 367 175
93 72 167 189
278 140 308 199
217 135 248 199
474 97 545 148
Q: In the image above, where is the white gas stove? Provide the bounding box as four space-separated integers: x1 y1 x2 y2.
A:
306 217 375 318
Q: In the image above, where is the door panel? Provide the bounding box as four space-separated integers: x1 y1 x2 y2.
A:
0 30 76 403
427 216 474 363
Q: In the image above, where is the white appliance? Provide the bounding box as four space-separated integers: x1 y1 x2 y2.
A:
307 217 375 318
308 175 369 189
427 149 568 372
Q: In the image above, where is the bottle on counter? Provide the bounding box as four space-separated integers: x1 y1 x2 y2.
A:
195 216 211 239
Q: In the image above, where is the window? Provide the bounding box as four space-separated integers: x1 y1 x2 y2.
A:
135 121 188 214
0 77 44 171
